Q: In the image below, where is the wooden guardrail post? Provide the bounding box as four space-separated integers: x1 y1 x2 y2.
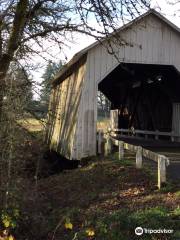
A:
136 146 142 168
118 141 124 160
97 131 102 154
155 130 159 140
158 155 167 189
108 132 170 189
171 132 175 142
105 136 112 156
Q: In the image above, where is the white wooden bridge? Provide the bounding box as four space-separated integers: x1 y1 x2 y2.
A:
46 9 180 163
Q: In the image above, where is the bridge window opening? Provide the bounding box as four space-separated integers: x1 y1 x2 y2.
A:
98 62 180 141
97 90 111 131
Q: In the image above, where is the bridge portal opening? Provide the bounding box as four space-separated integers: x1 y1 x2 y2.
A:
98 63 180 137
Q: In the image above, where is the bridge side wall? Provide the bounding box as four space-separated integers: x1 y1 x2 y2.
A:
46 59 86 159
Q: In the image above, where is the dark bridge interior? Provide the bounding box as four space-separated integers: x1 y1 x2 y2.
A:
98 63 180 131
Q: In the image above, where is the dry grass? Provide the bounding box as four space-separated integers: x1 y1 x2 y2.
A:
17 118 45 132
97 118 111 132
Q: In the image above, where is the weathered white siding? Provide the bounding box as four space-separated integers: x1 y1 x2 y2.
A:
76 14 180 158
110 110 119 129
46 60 86 159
89 15 180 84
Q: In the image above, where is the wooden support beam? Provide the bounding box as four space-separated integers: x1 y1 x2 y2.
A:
158 155 167 189
97 131 102 154
112 128 180 140
171 132 175 142
155 130 159 140
105 136 112 156
129 83 142 128
136 146 143 168
145 88 156 130
118 141 124 160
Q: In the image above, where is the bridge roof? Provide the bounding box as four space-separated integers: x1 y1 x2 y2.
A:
52 9 180 86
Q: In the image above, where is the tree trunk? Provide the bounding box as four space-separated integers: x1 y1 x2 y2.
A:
0 55 12 119
0 0 28 119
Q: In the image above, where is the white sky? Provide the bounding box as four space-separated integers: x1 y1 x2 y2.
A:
32 0 180 98
59 0 180 60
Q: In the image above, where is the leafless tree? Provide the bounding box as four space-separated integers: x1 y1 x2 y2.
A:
0 0 152 232
0 0 150 209
0 0 150 119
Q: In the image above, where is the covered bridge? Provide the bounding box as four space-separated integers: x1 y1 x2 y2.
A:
45 9 180 160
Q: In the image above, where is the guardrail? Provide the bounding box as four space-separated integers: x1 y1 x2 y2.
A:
112 128 180 142
97 130 170 189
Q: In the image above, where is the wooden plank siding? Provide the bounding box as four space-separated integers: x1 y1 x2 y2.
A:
46 58 86 159
46 11 180 159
